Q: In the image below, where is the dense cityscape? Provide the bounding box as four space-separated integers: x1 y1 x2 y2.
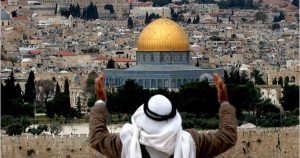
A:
1 0 299 157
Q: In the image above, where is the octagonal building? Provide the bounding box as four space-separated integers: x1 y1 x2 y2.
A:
104 18 224 90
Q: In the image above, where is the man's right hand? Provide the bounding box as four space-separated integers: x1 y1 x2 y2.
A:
213 73 228 104
95 72 107 102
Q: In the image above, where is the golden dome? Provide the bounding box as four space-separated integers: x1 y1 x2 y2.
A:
137 18 190 52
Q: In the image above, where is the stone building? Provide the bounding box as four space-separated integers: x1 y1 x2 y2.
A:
104 18 223 90
1 9 12 29
36 0 129 17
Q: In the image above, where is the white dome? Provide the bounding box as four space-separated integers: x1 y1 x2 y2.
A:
238 123 256 129
60 70 69 73
31 67 37 71
21 58 32 63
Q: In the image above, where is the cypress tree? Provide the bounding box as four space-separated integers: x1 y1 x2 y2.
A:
55 82 61 94
55 3 57 15
64 79 70 96
145 12 149 24
187 18 191 23
24 71 36 104
4 71 16 97
128 17 134 29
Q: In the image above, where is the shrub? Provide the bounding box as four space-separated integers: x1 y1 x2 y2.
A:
181 112 219 129
1 115 15 128
29 124 48 135
50 123 62 135
239 114 256 125
4 117 31 135
257 112 299 127
6 123 23 136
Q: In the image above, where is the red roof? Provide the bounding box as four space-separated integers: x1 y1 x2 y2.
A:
2 0 8 5
30 50 41 55
57 51 77 57
95 56 109 60
285 16 295 23
286 3 298 10
12 16 29 21
209 13 219 17
113 58 135 62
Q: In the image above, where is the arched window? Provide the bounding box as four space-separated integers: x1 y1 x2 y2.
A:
164 80 169 88
177 79 182 88
138 79 143 87
158 79 163 88
290 76 295 82
278 76 283 86
183 79 187 85
151 79 156 88
145 79 150 88
272 77 277 85
171 79 176 88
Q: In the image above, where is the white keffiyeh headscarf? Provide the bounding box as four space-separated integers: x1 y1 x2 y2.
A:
120 94 196 158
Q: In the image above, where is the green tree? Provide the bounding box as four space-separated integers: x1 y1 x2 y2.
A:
6 123 23 136
45 100 55 119
107 58 115 68
2 72 34 117
240 71 249 84
273 11 285 22
193 15 200 24
55 82 61 94
292 0 299 8
145 12 149 24
76 96 82 118
62 79 71 121
187 18 191 23
245 0 254 9
224 70 230 84
75 3 81 18
64 79 70 96
81 2 99 20
228 69 240 84
24 71 36 104
255 11 267 22
5 117 30 136
128 17 134 29
251 69 265 85
108 80 150 114
179 80 219 117
55 3 57 15
11 10 17 17
272 23 280 30
87 95 96 107
281 85 299 111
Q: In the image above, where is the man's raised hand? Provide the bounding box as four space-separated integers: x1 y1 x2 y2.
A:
95 72 107 102
213 73 228 104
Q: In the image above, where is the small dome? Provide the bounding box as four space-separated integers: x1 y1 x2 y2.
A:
60 70 69 73
21 58 32 63
137 18 190 52
1 10 11 20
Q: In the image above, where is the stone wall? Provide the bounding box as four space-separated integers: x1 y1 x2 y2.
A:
1 127 299 158
216 127 299 158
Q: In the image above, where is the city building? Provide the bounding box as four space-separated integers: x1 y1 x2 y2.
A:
104 18 223 90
